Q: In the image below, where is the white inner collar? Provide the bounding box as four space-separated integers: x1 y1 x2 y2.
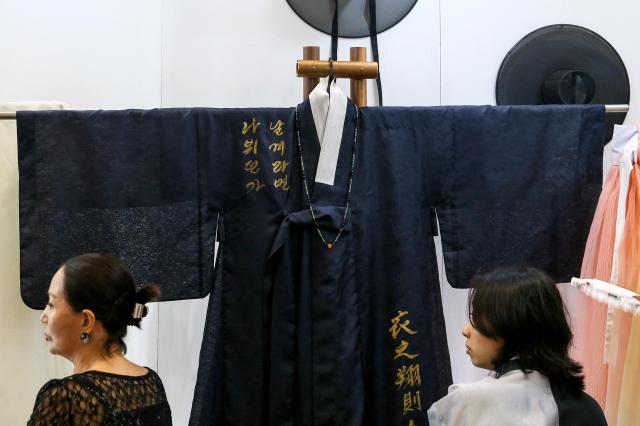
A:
309 78 348 186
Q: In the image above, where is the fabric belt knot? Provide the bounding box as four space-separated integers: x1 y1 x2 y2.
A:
269 205 351 258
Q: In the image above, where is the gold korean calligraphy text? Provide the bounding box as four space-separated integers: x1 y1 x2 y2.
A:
244 160 260 175
272 160 289 173
269 141 286 156
245 179 265 192
269 120 285 136
274 175 290 191
243 139 259 155
242 118 261 135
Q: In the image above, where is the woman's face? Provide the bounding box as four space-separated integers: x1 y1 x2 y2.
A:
40 267 85 358
462 320 504 370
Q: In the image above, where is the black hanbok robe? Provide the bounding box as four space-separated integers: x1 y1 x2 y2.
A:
17 102 604 425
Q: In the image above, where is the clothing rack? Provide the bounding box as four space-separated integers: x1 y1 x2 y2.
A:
0 103 631 121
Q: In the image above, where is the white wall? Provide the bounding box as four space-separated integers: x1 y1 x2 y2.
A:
0 0 162 109
1 0 637 424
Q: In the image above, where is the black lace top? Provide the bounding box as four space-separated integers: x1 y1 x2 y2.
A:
28 368 172 425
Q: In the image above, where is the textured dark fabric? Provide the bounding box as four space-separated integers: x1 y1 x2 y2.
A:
188 221 223 425
550 382 608 426
28 369 172 425
435 105 605 287
17 104 604 425
17 108 211 308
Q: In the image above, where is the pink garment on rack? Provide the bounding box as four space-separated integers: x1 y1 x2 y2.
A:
619 163 640 316
615 160 640 426
571 126 639 421
604 163 639 424
570 166 620 408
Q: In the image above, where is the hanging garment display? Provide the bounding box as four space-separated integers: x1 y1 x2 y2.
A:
0 102 72 425
16 103 604 425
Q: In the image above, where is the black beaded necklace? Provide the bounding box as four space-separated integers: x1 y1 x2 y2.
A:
294 105 359 249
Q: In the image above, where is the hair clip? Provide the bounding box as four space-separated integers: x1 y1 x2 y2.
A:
132 303 145 319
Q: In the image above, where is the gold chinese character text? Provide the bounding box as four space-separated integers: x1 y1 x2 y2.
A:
408 421 416 426
274 175 290 191
395 364 422 388
402 391 422 415
243 139 259 155
242 118 261 135
389 311 418 340
244 160 260 175
272 160 289 173
269 120 285 136
245 179 265 192
269 141 285 155
394 340 419 360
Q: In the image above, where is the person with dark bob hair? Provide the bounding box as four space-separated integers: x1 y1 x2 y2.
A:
28 253 172 425
428 266 606 426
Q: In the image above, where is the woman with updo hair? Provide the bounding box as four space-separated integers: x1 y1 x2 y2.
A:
28 253 172 425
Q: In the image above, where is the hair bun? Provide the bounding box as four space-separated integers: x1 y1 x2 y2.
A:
132 302 146 319
126 303 148 325
135 283 161 304
126 283 160 328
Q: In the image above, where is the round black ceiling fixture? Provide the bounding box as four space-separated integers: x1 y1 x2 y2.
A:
286 0 418 38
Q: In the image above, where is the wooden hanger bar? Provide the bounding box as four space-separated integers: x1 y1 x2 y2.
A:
296 59 378 79
298 45 378 107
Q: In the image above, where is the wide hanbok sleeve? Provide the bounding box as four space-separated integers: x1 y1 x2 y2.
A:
435 105 605 288
17 107 293 307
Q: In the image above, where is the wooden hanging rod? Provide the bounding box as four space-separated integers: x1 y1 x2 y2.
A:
298 45 377 107
296 59 378 79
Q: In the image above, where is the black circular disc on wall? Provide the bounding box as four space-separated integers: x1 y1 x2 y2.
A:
287 0 418 38
496 24 630 139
